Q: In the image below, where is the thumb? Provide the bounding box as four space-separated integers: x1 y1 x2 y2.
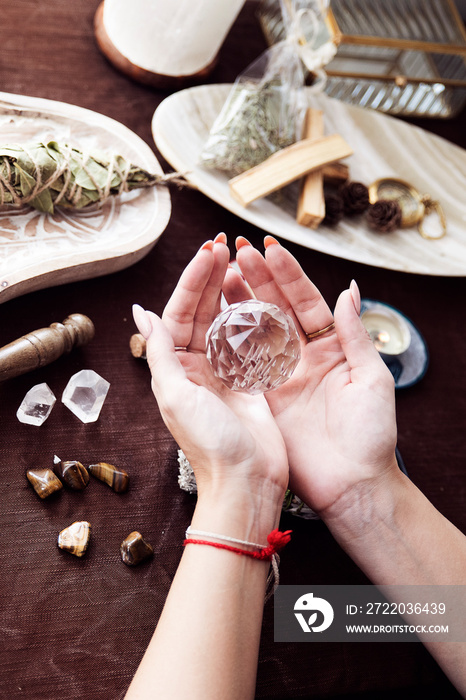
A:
132 304 186 398
333 286 393 386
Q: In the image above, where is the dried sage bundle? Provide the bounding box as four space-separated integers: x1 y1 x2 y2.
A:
0 141 182 214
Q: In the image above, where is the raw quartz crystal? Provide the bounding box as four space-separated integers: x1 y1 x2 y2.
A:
62 369 110 423
206 300 301 394
16 383 56 426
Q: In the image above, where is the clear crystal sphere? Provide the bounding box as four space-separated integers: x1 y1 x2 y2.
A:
206 300 301 394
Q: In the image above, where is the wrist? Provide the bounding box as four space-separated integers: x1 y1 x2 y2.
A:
320 455 405 543
320 455 466 588
192 479 285 546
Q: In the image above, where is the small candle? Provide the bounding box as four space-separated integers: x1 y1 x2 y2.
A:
361 305 411 356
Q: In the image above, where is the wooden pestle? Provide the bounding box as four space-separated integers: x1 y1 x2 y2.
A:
129 333 147 358
0 313 95 382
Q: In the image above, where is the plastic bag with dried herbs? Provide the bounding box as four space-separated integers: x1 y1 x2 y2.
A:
200 39 306 176
259 0 336 73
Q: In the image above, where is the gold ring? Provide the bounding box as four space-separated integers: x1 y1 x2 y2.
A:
174 346 188 352
305 322 335 341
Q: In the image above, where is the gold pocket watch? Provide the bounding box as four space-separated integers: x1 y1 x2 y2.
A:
368 178 447 240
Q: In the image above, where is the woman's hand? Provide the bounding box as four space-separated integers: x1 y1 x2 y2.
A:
133 236 288 526
223 237 398 519
128 237 290 700
130 237 466 700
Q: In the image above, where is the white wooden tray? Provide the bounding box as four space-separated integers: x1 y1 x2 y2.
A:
152 84 466 276
0 92 171 303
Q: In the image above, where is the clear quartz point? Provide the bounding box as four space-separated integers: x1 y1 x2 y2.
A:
62 369 110 423
16 382 56 426
206 300 301 394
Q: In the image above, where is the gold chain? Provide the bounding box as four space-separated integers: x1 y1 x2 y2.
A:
418 195 447 240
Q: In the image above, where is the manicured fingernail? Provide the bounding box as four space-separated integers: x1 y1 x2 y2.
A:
132 304 153 340
264 235 280 248
350 280 361 315
214 232 227 244
199 240 214 251
235 236 252 250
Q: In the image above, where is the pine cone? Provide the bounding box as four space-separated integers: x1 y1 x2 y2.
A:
367 200 402 233
323 192 344 226
341 181 370 215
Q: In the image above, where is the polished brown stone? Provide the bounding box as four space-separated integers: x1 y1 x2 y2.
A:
120 531 153 566
26 468 63 499
58 521 91 557
54 460 89 490
89 462 129 492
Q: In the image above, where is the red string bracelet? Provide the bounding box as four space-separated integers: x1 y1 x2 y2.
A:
183 528 292 561
183 528 292 601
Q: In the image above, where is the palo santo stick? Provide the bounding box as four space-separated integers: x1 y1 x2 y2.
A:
322 162 349 186
229 134 353 207
297 109 325 228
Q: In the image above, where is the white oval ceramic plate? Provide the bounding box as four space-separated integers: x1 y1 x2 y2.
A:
0 92 171 303
152 84 466 276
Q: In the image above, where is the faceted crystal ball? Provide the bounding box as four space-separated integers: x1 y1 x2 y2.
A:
206 300 301 394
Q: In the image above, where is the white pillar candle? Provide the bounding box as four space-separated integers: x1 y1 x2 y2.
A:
102 0 246 77
361 305 411 356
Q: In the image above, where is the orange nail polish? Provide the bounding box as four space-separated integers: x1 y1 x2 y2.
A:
235 236 252 250
200 240 214 251
214 232 227 244
264 235 280 248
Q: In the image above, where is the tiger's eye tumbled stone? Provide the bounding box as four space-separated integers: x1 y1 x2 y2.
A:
58 521 91 557
88 462 129 493
120 531 153 566
54 460 89 490
26 468 63 499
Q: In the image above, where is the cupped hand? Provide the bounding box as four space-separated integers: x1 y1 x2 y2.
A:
133 236 288 502
223 237 398 517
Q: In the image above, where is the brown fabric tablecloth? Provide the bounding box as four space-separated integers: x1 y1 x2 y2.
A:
0 2 465 699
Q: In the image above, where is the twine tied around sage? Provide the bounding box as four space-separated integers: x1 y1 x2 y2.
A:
0 141 190 214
